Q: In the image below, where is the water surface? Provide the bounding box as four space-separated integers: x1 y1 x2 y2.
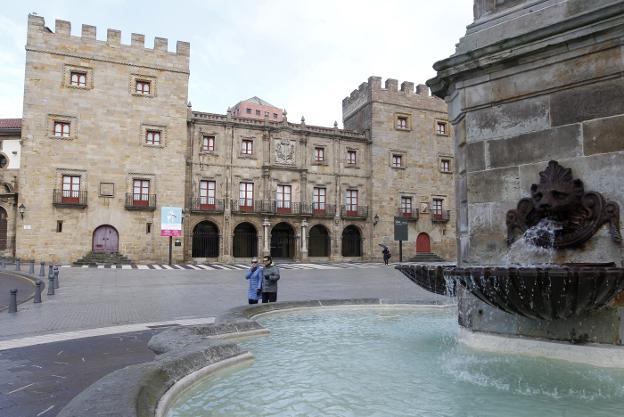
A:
168 308 624 417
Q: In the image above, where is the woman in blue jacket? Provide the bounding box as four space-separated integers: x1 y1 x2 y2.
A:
245 257 263 304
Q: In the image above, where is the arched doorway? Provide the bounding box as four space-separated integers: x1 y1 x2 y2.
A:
309 224 330 257
93 225 119 253
416 233 431 253
233 222 257 257
341 225 361 257
271 222 295 259
192 221 219 257
0 207 7 250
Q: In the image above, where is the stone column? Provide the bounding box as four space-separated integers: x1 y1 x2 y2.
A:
301 219 308 260
262 217 271 256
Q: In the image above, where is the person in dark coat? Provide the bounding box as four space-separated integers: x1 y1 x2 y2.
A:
261 255 280 303
245 257 263 304
382 247 391 265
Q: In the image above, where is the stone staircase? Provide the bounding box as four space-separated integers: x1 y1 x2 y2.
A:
408 252 446 263
74 252 133 266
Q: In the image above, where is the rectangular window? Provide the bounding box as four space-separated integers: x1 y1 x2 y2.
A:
276 185 292 213
62 175 80 203
401 196 413 217
56 220 63 233
347 150 357 165
239 182 254 211
241 139 253 155
54 121 71 137
314 147 325 162
135 80 151 95
441 159 451 172
70 71 86 87
246 108 252 114
432 198 443 215
392 154 403 168
202 135 215 152
145 130 161 145
273 113 278 119
345 189 358 215
313 187 326 212
255 110 261 116
397 116 408 129
436 121 448 135
200 180 216 208
146 222 152 234
133 179 150 207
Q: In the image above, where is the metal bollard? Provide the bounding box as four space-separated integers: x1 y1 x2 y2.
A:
0 260 5 270
39 262 46 277
47 276 55 296
34 280 42 303
53 266 60 289
15 258 20 271
8 289 17 313
29 262 35 274
48 265 54 279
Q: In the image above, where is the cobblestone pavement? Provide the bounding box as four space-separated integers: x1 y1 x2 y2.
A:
0 263 446 343
62 261 385 270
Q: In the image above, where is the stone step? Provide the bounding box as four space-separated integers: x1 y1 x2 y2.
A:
408 252 446 263
74 252 133 266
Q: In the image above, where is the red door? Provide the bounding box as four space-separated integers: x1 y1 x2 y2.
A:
93 226 119 253
416 233 431 253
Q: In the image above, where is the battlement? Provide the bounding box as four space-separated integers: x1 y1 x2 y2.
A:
26 14 190 71
342 76 445 121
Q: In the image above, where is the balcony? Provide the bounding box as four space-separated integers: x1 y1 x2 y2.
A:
431 209 451 223
125 193 157 211
310 203 336 218
190 198 225 214
397 207 419 221
341 205 368 219
231 199 271 214
53 189 87 208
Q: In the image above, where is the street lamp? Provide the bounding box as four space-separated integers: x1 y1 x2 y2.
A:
373 214 379 226
18 203 25 219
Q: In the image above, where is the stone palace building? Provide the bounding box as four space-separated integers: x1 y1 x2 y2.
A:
1 14 455 264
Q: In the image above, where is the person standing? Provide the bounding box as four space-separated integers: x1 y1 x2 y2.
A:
261 255 280 303
245 257 263 304
382 247 391 265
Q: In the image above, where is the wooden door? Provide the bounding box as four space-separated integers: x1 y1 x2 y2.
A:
416 233 431 253
93 226 119 253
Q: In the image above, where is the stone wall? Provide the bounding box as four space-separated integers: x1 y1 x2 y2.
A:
17 15 189 263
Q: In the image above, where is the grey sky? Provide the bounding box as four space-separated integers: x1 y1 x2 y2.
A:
0 0 473 126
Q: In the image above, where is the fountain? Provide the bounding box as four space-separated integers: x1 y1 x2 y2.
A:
398 0 624 360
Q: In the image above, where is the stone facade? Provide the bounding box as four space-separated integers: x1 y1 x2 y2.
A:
343 77 456 261
0 119 21 258
430 0 624 345
14 14 455 264
17 15 189 263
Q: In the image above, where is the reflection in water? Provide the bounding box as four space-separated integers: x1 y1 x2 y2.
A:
168 309 624 417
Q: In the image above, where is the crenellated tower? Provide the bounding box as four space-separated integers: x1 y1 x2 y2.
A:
17 14 190 263
342 76 456 261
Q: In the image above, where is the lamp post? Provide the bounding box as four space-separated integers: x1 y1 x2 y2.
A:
18 204 25 219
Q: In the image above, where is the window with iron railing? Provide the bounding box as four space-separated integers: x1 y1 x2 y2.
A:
400 196 413 217
432 198 443 216
62 175 81 203
276 185 292 213
200 180 216 208
239 182 254 211
133 179 150 206
345 189 358 215
313 187 326 213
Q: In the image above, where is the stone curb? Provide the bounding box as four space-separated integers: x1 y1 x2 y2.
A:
57 298 455 417
0 271 41 312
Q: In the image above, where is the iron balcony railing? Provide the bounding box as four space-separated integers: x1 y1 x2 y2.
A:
431 209 451 223
310 203 336 218
190 198 225 213
397 207 419 221
230 199 272 214
53 189 88 207
341 205 368 219
125 193 157 211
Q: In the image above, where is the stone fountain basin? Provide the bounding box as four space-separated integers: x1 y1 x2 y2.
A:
397 264 624 320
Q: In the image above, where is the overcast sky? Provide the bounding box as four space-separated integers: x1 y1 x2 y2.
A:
0 0 474 126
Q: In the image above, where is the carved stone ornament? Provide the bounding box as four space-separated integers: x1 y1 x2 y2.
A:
506 160 622 248
275 139 295 165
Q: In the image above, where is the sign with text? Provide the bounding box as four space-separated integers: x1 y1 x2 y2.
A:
161 207 182 237
394 217 408 241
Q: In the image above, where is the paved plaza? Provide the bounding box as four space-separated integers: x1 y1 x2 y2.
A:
0 264 448 417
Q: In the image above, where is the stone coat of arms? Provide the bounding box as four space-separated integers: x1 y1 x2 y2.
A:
275 140 296 165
